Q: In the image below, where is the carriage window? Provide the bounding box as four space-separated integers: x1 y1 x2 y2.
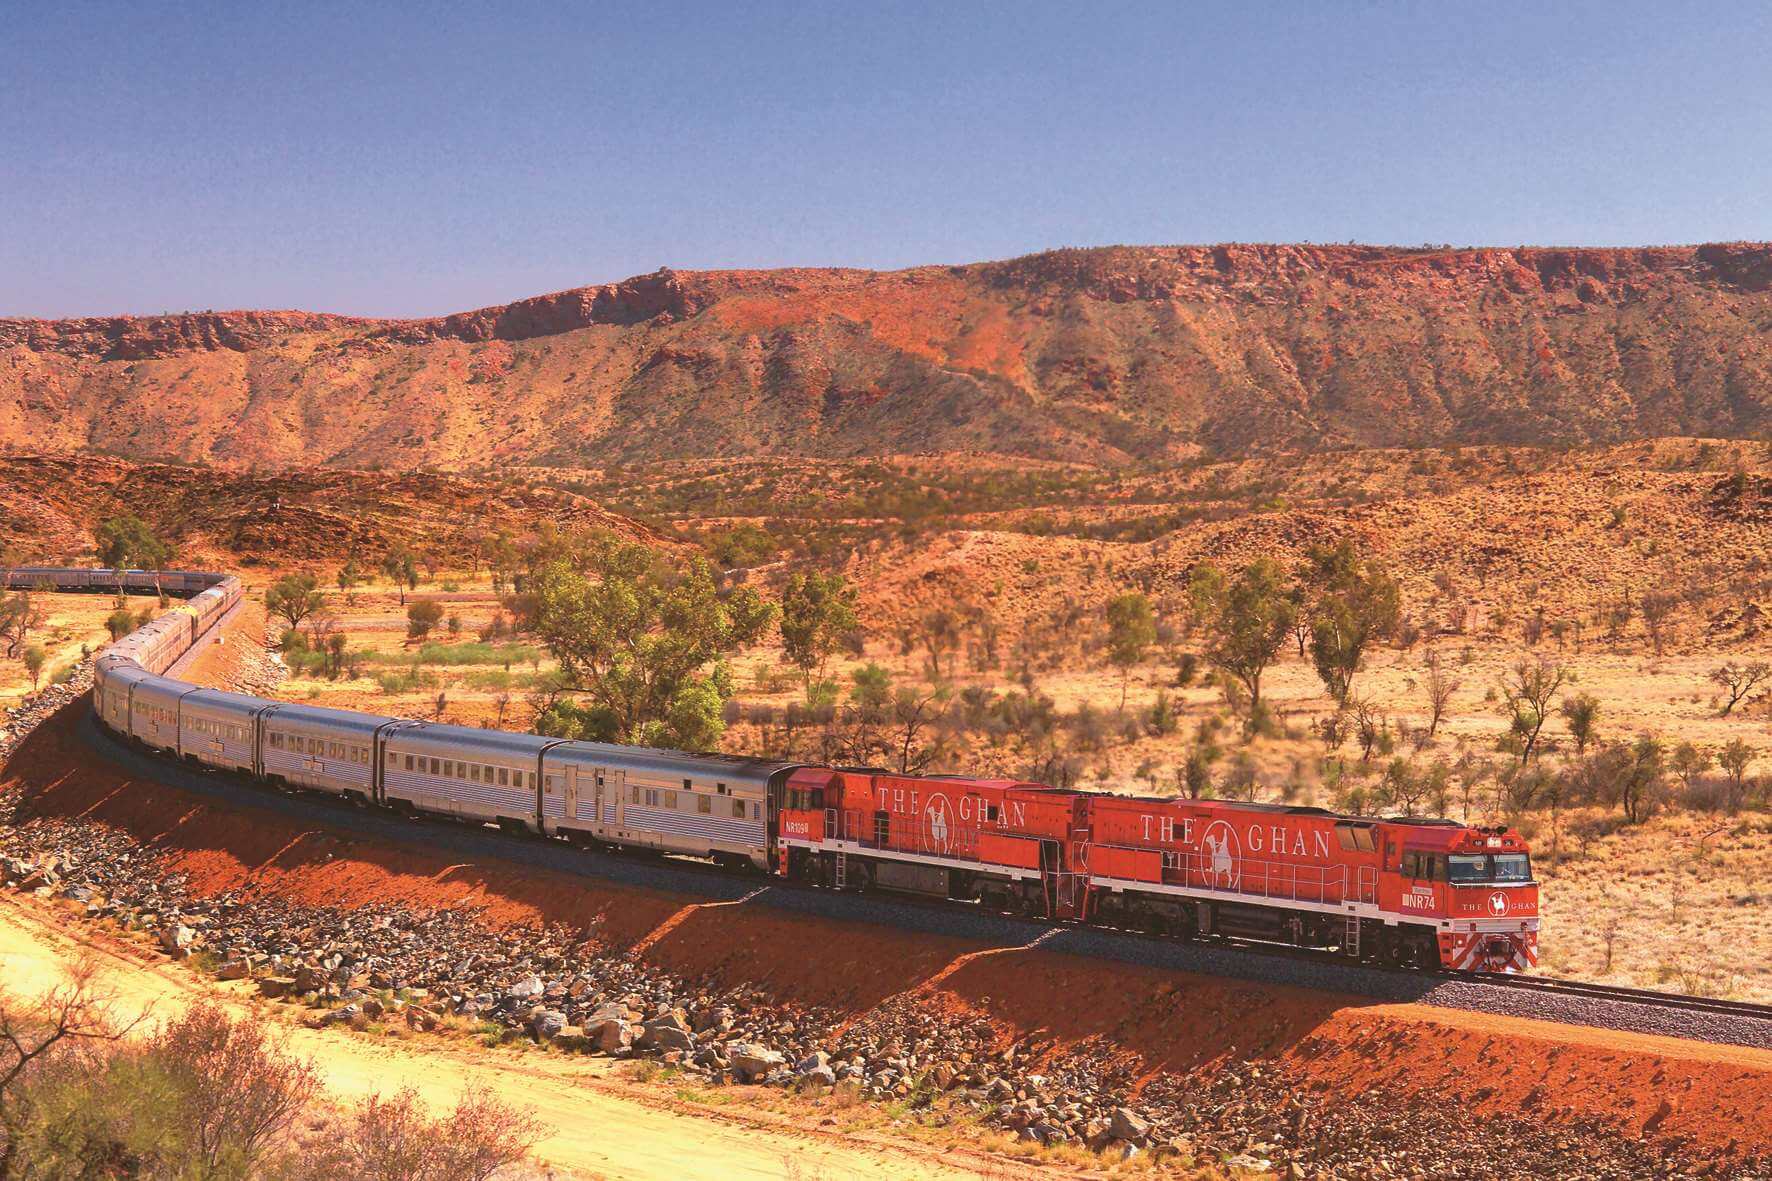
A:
630 785 639 803
752 802 761 820
716 782 727 795
697 795 711 814
731 799 745 818
496 767 508 786
403 755 413 770
664 791 677 809
683 778 692 791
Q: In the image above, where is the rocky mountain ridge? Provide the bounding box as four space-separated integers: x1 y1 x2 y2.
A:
4 243 1771 468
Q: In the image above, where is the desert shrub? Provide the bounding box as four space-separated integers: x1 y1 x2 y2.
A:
284 1087 541 1181
374 667 439 695
406 600 445 640
6 1002 318 1179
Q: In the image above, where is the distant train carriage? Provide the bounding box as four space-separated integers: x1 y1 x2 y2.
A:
258 703 390 797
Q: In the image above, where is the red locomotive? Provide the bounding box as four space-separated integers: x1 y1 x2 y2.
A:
778 769 1537 973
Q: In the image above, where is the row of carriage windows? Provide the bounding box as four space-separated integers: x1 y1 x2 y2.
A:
267 732 369 765
627 783 754 819
391 751 535 791
185 718 247 742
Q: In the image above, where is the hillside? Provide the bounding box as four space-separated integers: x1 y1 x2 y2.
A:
4 243 1772 469
0 453 658 569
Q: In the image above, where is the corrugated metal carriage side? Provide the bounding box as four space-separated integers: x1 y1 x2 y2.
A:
381 723 556 831
543 742 790 869
257 702 394 797
178 688 269 773
127 674 195 753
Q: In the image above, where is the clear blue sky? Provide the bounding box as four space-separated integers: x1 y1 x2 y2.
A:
3 2 1768 318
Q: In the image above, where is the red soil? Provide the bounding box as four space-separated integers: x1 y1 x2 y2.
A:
5 699 1770 1162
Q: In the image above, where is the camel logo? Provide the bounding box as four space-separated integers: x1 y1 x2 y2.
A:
1487 891 1509 917
924 797 952 855
1201 820 1241 889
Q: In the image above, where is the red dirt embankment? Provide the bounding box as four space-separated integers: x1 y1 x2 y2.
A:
6 701 1771 1163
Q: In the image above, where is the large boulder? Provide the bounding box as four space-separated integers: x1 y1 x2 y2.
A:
730 1044 787 1082
215 959 252 981
639 1020 694 1053
1109 1106 1151 1145
589 1019 634 1055
159 924 196 958
505 974 544 1000
530 1009 568 1040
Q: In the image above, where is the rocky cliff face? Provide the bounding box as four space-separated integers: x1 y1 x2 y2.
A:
3 244 1770 469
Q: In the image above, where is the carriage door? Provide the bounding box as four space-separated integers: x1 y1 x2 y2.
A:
563 764 580 826
609 769 624 831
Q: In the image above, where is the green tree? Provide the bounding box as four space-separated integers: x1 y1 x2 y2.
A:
0 592 42 659
406 599 445 639
22 643 45 689
1104 591 1157 710
779 571 858 688
94 513 171 578
381 546 419 606
1498 655 1570 765
1718 739 1755 813
104 609 135 641
1559 692 1600 755
1610 734 1667 824
527 532 775 750
1187 559 1297 715
850 662 893 713
1302 540 1401 704
265 574 326 633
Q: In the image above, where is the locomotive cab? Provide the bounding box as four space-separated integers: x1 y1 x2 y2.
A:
1437 827 1539 972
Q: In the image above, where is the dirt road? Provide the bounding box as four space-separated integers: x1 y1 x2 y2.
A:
0 893 1020 1181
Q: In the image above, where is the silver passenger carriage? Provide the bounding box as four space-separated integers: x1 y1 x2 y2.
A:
543 743 796 869
179 688 270 774
258 702 394 797
381 723 554 828
128 673 195 752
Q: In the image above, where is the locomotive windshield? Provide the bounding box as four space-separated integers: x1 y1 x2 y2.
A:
1492 853 1531 883
1449 852 1533 883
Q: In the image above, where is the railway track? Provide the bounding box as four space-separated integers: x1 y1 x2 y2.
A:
1438 968 1772 1022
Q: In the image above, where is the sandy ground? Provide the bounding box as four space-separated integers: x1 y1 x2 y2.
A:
0 891 1025 1181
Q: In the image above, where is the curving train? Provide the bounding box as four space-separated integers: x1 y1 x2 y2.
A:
10 566 1539 974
